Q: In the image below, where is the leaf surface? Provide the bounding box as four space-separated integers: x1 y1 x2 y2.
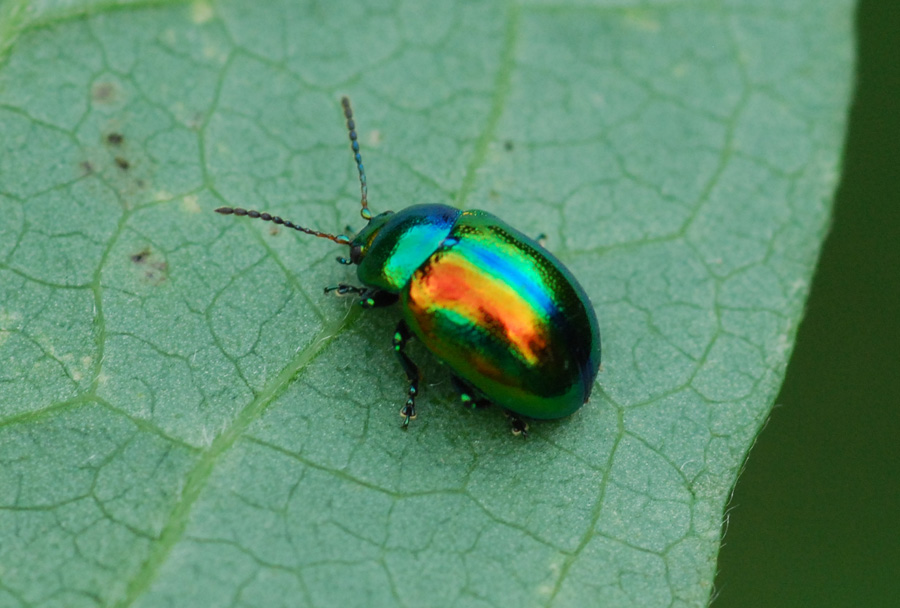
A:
0 1 854 606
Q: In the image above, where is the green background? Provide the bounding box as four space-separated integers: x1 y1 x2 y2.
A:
715 1 900 606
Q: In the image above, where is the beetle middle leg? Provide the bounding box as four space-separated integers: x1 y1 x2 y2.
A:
392 320 419 427
451 377 526 438
324 285 399 309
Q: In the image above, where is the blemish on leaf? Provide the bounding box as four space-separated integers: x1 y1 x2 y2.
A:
192 2 214 24
80 160 94 174
130 248 168 284
92 82 117 103
0 309 22 325
182 195 201 213
188 112 206 130
115 157 130 171
504 140 514 151
144 262 168 284
131 248 151 264
106 133 124 146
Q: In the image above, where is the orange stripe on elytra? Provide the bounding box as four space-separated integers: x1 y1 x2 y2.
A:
411 256 547 364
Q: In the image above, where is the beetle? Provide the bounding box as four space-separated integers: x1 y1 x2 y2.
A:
216 97 601 435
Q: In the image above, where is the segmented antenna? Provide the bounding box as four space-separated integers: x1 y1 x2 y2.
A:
215 207 350 245
341 96 372 221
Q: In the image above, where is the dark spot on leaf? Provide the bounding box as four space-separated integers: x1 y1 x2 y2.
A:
106 133 124 146
115 157 130 170
80 161 94 174
504 140 514 151
136 179 146 188
144 262 168 285
188 112 205 130
131 248 151 264
92 82 117 103
131 248 168 284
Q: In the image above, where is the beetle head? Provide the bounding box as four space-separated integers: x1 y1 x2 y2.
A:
347 210 395 264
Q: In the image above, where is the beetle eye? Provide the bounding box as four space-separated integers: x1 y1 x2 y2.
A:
350 244 363 264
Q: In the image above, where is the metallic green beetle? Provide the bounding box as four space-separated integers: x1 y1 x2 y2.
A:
217 98 601 435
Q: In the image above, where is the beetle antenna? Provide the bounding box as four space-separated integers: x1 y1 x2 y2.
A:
215 207 350 245
341 96 372 222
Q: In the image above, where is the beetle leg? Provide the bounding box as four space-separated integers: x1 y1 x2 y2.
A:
392 320 419 428
324 285 398 309
505 411 529 439
324 283 366 296
358 290 399 309
450 375 491 410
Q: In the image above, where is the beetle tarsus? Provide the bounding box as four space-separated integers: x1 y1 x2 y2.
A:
400 400 417 428
507 412 529 439
324 283 366 296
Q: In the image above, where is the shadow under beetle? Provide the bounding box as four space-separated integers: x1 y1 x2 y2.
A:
216 97 601 436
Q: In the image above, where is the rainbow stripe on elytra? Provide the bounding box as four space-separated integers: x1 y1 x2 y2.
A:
408 250 550 367
404 219 566 373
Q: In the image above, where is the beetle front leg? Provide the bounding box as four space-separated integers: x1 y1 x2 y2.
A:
324 283 367 296
392 320 419 428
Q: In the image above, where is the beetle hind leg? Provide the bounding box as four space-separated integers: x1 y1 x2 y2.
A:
392 320 420 428
504 411 529 439
450 376 491 410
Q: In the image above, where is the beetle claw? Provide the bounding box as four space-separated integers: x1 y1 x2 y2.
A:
507 413 529 439
400 402 417 428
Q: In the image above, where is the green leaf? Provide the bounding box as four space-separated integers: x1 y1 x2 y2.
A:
0 1 854 606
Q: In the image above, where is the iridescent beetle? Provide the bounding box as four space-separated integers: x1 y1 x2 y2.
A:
217 98 601 435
